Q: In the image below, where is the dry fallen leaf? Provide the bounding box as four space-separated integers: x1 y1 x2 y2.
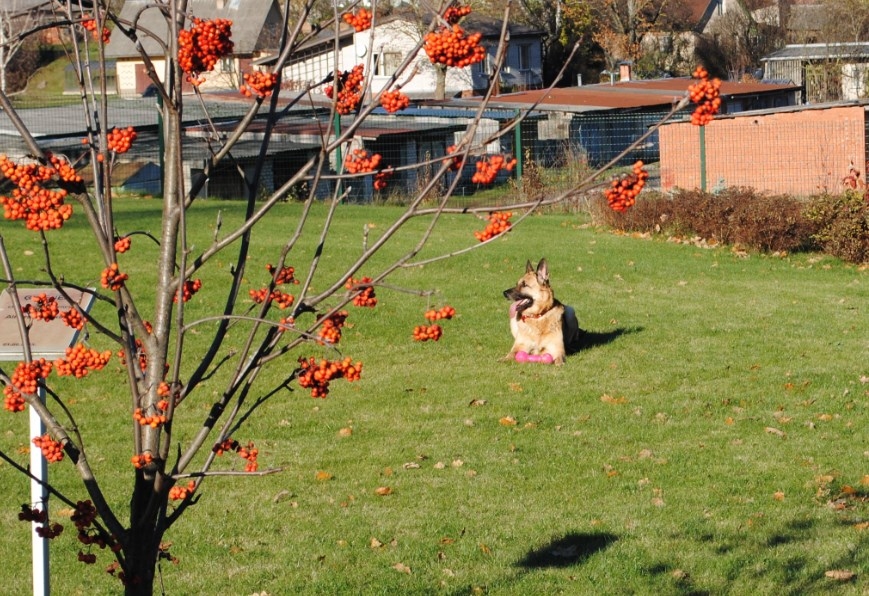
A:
773 491 785 501
469 399 487 407
315 470 333 481
824 569 856 582
393 562 411 574
764 426 786 438
499 416 518 426
600 394 627 405
369 537 383 549
374 486 393 496
338 427 353 437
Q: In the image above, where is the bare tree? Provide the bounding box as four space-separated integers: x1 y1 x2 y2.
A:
0 1 700 594
0 3 42 93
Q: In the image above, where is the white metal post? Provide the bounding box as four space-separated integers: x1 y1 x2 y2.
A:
30 385 49 596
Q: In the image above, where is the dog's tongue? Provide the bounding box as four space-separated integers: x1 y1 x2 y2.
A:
509 301 521 318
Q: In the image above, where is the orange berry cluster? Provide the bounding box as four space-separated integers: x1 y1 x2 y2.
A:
106 127 137 154
425 305 456 321
604 160 649 213
130 452 153 469
472 154 517 184
114 235 131 253
212 437 259 471
373 168 393 191
444 3 473 24
346 276 377 307
297 356 362 398
688 66 722 126
54 344 111 378
100 263 128 291
177 18 234 86
413 324 443 341
266 263 298 285
169 480 196 501
344 148 382 174
21 293 59 321
324 64 364 114
60 308 85 330
36 520 64 539
133 402 167 428
414 305 456 342
424 25 486 68
249 287 295 309
380 89 410 113
174 278 202 303
317 310 349 345
0 153 76 231
32 433 64 463
82 18 110 42
446 144 464 171
77 551 97 565
19 504 47 523
241 71 278 98
3 359 52 412
474 211 512 242
20 504 62 539
342 7 372 32
117 338 148 372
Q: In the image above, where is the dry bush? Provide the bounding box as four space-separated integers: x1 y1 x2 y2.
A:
593 186 816 254
804 191 869 263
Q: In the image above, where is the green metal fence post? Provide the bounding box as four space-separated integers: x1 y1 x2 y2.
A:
699 125 707 192
514 110 522 187
334 111 343 197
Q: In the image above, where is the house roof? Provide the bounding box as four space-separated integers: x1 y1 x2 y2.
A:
7 0 53 12
762 42 869 61
449 78 801 113
105 0 283 59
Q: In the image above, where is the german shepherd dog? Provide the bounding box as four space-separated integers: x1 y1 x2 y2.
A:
503 259 580 365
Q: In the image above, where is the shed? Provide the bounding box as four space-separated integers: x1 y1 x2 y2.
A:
762 43 869 103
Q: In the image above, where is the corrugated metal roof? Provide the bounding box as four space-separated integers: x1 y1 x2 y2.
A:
763 42 869 61
449 78 800 112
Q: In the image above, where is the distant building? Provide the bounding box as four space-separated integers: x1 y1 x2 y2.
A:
279 12 544 99
105 0 284 97
763 43 869 103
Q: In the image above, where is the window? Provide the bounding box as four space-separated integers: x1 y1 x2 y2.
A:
517 44 531 70
376 52 403 76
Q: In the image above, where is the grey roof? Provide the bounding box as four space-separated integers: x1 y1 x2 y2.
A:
763 42 869 61
105 0 284 59
6 0 53 13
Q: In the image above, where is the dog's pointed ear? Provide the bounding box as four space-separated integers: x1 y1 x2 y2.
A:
536 258 550 284
525 260 535 274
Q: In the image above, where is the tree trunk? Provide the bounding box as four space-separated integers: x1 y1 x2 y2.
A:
435 64 446 101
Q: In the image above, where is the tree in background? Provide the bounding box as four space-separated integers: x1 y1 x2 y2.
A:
0 2 43 94
590 0 693 78
695 7 786 80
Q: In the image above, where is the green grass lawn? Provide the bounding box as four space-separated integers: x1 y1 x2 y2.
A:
0 199 866 595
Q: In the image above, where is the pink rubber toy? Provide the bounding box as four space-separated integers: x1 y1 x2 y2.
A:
514 351 554 364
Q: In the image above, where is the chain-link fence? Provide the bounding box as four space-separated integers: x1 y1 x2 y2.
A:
2 96 865 201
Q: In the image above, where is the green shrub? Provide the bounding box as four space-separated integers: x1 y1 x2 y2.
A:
804 190 869 263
